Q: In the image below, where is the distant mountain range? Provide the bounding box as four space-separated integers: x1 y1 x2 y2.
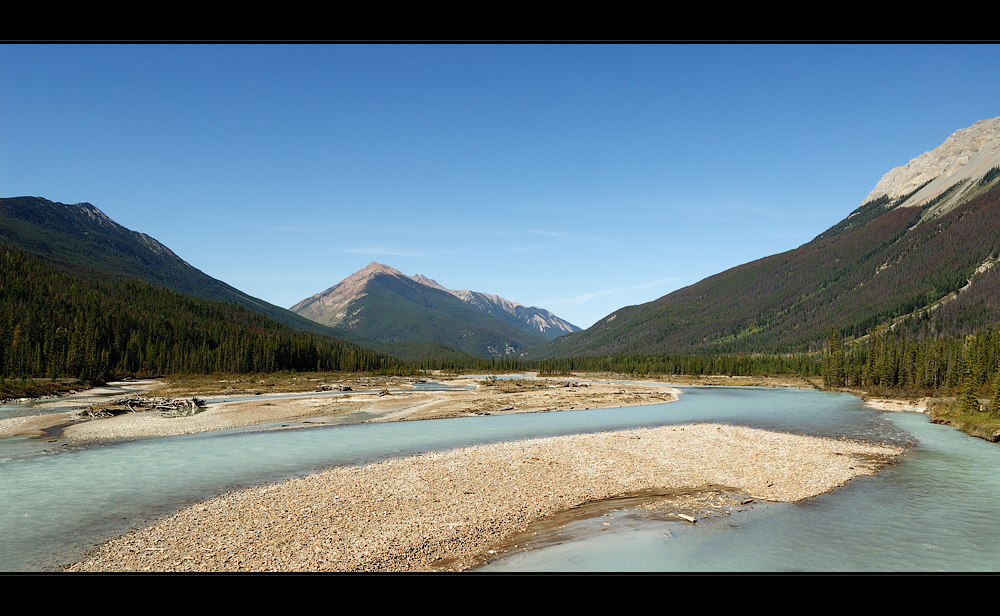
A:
528 116 1000 359
407 272 579 340
0 197 575 363
291 262 580 358
4 116 999 369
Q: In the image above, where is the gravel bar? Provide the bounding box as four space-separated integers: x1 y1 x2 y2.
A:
65 423 905 572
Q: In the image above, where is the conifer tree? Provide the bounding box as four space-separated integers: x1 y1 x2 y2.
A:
991 373 1000 416
824 327 844 387
961 356 981 413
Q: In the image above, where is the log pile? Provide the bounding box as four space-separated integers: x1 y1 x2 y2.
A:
82 395 206 419
319 384 352 392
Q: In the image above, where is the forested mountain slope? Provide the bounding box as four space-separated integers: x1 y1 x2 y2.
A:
0 196 363 342
530 117 1000 359
410 273 579 340
292 262 549 358
0 244 403 380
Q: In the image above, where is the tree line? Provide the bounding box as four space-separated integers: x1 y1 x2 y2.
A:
535 352 823 378
824 324 1000 410
0 245 407 382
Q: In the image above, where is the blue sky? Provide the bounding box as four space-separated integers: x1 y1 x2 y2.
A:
3 44 999 329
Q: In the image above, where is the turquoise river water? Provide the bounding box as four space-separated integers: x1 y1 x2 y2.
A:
1 384 998 572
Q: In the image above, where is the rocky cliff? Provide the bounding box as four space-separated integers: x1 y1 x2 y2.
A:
863 116 1000 220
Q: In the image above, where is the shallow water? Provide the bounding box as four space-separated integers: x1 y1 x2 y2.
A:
0 382 139 420
0 385 990 572
482 410 1000 572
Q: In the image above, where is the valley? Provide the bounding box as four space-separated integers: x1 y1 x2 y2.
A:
3 113 1000 573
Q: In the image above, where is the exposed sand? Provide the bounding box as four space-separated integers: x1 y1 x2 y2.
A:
863 397 930 413
0 411 79 437
8 376 681 444
64 423 904 573
0 380 167 439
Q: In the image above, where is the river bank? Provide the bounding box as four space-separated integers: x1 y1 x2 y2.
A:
0 374 681 444
2 371 941 449
64 422 904 572
1 371 916 572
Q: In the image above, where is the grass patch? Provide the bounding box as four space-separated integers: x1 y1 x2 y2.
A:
0 377 83 400
152 371 424 398
928 398 1000 442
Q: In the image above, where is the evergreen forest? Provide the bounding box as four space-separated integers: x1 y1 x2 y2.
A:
0 245 406 383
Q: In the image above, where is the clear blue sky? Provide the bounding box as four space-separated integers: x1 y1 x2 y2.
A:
3 43 999 329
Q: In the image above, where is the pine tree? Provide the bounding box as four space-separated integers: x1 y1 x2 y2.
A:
961 355 981 413
824 327 844 387
991 373 1000 416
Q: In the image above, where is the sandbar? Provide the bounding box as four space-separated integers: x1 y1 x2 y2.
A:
64 423 904 572
3 375 681 444
863 397 930 413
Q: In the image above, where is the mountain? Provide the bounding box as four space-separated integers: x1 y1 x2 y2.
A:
0 196 363 342
290 262 556 357
861 117 1000 218
530 116 1000 359
0 242 402 380
408 273 579 340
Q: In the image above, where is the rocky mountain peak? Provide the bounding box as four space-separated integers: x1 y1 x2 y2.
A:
861 116 1000 218
74 202 117 227
289 262 406 320
292 263 581 342
358 261 405 278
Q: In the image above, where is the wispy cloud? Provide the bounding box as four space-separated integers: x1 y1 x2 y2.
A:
626 279 675 292
337 247 434 258
529 229 570 239
540 278 677 308
528 229 614 244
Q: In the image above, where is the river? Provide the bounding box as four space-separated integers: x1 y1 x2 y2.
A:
1 384 997 572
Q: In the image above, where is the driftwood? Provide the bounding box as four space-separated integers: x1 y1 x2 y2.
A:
320 384 352 392
83 395 206 418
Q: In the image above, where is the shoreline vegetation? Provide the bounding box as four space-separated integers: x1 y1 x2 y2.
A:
822 324 1000 442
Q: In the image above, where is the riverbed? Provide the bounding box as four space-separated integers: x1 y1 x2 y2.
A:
2 384 995 572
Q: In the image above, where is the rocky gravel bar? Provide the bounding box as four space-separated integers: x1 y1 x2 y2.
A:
65 423 905 573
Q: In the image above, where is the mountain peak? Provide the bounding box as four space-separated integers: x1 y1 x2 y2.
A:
403 274 577 339
534 116 1000 359
359 261 405 277
862 116 1000 218
290 261 407 320
291 263 581 346
73 202 117 227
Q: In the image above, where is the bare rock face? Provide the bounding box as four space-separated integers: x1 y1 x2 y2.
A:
405 274 580 339
862 116 1000 218
290 261 407 327
293 263 580 340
